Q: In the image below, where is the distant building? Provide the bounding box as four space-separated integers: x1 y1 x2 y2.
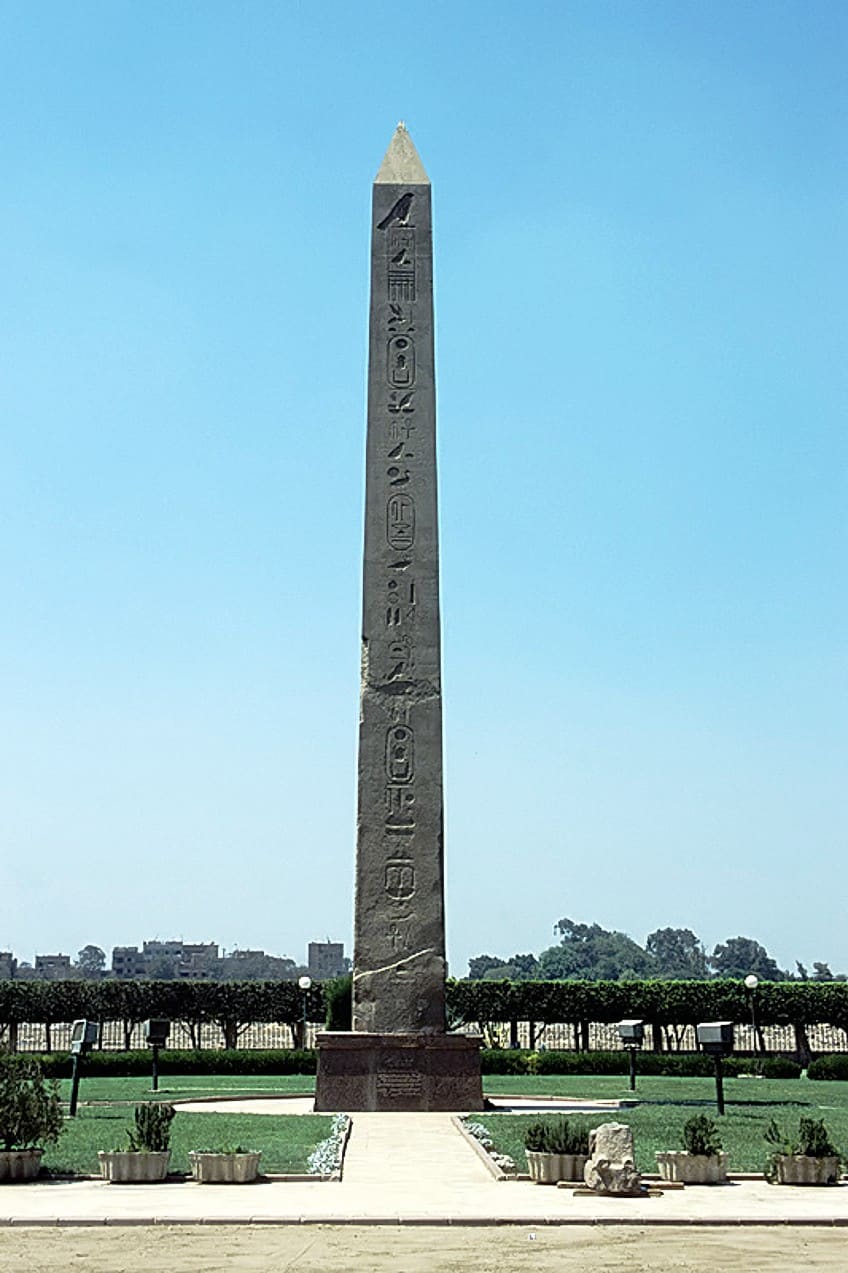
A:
176 942 219 979
111 946 149 978
111 940 222 980
0 952 16 979
34 954 72 980
307 941 346 980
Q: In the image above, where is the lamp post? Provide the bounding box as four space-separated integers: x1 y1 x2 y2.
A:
618 1020 644 1092
744 973 759 1055
697 1022 734 1116
298 975 312 1049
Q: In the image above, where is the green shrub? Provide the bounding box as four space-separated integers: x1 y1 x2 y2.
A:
323 976 352 1031
682 1114 723 1157
0 1053 63 1150
523 1119 549 1152
480 1049 533 1075
765 1116 840 1160
523 1116 590 1155
481 1050 802 1079
32 1048 317 1079
807 1055 848 1081
724 1055 802 1079
127 1102 175 1152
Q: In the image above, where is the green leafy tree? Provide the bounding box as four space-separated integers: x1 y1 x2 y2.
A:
75 945 106 978
467 955 509 980
481 953 539 982
710 937 786 981
645 928 709 980
539 918 656 981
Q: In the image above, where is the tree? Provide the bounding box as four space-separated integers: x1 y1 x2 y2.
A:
145 954 178 980
539 918 656 981
467 955 508 980
75 945 106 978
645 928 709 980
482 953 539 982
709 937 786 981
812 962 834 981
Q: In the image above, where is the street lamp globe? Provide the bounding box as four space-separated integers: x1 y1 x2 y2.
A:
744 974 759 991
298 975 312 991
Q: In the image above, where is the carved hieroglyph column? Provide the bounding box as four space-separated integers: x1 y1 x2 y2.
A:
353 124 446 1034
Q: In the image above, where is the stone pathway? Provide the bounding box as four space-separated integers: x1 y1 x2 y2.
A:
4 1111 848 1226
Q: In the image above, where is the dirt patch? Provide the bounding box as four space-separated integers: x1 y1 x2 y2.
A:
0 1225 845 1272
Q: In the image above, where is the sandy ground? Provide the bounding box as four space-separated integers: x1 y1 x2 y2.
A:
0 1225 844 1272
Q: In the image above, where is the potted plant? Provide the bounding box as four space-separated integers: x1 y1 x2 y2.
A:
98 1102 175 1183
524 1117 590 1185
188 1145 262 1184
656 1114 729 1184
765 1116 842 1186
0 1054 63 1182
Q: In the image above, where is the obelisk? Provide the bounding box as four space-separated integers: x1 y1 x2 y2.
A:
314 125 482 1111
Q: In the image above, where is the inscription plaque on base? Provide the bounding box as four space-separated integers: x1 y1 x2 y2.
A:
315 1032 484 1112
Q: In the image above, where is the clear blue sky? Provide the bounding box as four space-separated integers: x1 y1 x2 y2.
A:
1 1 845 975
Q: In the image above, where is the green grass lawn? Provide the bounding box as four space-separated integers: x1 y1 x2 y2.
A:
44 1069 848 1177
59 1072 314 1105
477 1075 848 1173
43 1106 334 1176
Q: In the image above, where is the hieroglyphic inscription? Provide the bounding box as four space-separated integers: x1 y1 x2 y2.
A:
388 228 415 302
387 916 415 951
387 493 415 551
386 725 414 783
385 785 415 833
387 335 415 388
377 193 422 924
384 858 416 900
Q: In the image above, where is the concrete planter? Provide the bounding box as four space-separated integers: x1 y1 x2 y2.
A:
526 1151 588 1184
772 1154 840 1186
0 1149 43 1182
98 1150 170 1183
189 1151 262 1184
656 1151 729 1184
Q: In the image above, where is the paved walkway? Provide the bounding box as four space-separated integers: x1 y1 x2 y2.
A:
4 1113 848 1226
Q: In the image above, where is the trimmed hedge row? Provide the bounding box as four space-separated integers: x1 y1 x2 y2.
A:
449 979 848 1030
480 1049 802 1079
2 978 848 1042
27 1046 804 1081
0 980 315 1028
33 1048 317 1078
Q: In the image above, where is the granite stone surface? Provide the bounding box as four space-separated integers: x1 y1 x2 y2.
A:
314 1032 484 1112
353 125 446 1036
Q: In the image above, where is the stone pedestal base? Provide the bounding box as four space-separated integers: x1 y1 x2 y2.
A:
314 1032 484 1112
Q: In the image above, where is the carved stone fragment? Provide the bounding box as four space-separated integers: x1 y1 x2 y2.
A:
583 1122 643 1195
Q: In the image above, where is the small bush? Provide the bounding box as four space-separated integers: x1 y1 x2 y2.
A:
765 1116 840 1160
807 1055 848 1081
323 976 352 1031
682 1114 723 1157
522 1116 590 1155
0 1053 63 1150
480 1049 533 1075
127 1102 175 1152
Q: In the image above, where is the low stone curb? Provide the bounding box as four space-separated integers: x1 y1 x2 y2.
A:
451 1117 509 1181
4 1215 848 1228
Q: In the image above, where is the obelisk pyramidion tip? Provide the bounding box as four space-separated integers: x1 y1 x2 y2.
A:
375 122 429 185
